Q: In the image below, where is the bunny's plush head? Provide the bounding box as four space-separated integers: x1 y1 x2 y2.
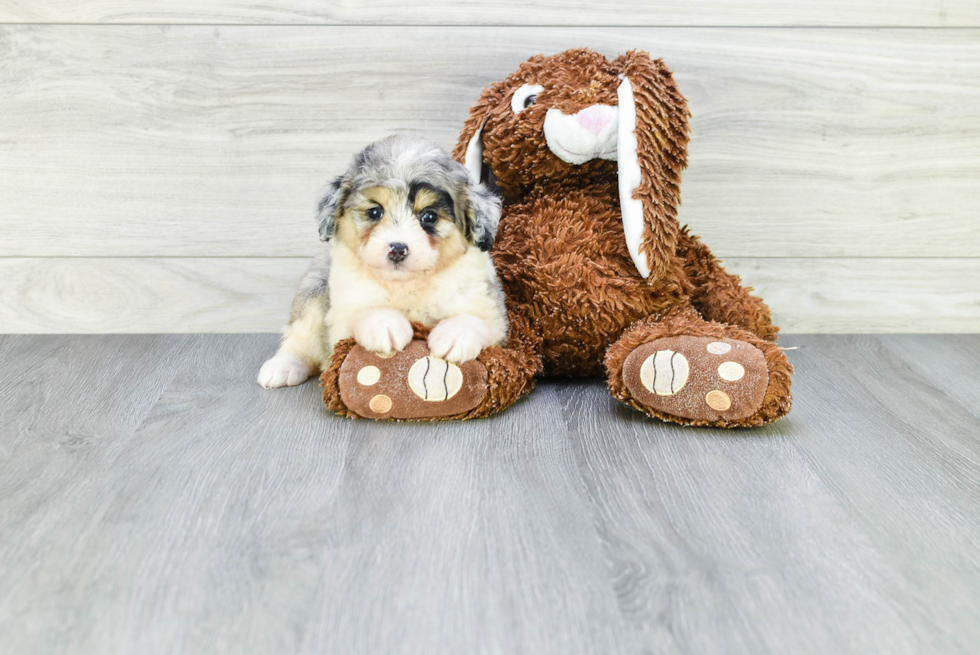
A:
453 48 691 281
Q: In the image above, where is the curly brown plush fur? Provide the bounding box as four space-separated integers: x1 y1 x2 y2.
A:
324 47 792 427
451 48 792 427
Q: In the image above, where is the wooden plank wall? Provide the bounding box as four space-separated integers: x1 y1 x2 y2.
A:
1 3 978 333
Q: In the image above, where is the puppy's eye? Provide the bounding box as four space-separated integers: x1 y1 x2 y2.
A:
511 83 545 114
366 206 384 221
419 209 438 225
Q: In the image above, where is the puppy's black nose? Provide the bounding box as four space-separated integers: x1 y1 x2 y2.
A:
387 242 409 263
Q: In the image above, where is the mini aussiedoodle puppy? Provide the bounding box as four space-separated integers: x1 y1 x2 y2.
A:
257 134 507 391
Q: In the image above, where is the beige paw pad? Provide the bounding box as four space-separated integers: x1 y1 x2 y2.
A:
705 390 732 411
717 362 745 381
707 341 731 355
356 366 381 385
408 356 463 402
369 394 392 414
639 350 690 396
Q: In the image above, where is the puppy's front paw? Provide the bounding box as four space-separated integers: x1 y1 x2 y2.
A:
350 308 413 355
258 353 314 388
428 314 494 363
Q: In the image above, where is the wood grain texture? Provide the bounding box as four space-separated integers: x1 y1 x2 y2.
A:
876 334 980 421
775 335 980 651
1 0 978 26
0 257 310 333
560 334 980 653
1 334 979 654
721 257 980 333
1 26 978 258
1 257 978 334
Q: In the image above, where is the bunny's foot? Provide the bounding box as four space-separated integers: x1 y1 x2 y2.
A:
620 336 769 423
606 309 792 427
321 317 543 421
333 340 488 420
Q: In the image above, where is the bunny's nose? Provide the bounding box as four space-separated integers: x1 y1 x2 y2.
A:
576 105 616 135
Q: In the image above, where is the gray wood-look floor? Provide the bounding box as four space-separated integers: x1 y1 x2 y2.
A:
1 334 979 654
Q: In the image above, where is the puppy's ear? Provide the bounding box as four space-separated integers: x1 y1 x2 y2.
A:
614 50 691 281
465 181 502 252
315 175 348 242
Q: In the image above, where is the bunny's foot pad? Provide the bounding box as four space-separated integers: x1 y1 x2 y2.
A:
338 340 488 420
622 336 768 422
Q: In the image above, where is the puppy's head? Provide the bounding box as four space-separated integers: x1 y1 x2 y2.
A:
316 135 500 282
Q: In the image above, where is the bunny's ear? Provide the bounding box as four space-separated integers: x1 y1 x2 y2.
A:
453 86 507 186
463 120 485 184
615 51 691 281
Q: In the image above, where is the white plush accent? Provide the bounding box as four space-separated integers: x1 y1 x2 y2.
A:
542 105 618 165
510 83 544 113
707 341 732 355
617 76 651 279
717 361 746 381
408 357 464 401
257 353 314 388
464 123 484 184
356 365 381 385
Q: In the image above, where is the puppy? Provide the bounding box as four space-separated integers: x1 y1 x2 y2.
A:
258 134 507 388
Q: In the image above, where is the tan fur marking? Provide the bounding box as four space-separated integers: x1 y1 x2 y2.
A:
279 297 329 369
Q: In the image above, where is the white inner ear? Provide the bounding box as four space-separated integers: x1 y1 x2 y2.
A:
464 123 484 184
617 75 651 279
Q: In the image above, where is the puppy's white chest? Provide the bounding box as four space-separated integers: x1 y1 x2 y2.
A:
328 247 451 329
399 289 452 326
326 243 502 349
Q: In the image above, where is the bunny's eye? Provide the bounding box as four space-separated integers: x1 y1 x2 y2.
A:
511 83 545 114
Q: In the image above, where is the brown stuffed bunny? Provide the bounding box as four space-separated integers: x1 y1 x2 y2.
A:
323 48 792 427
